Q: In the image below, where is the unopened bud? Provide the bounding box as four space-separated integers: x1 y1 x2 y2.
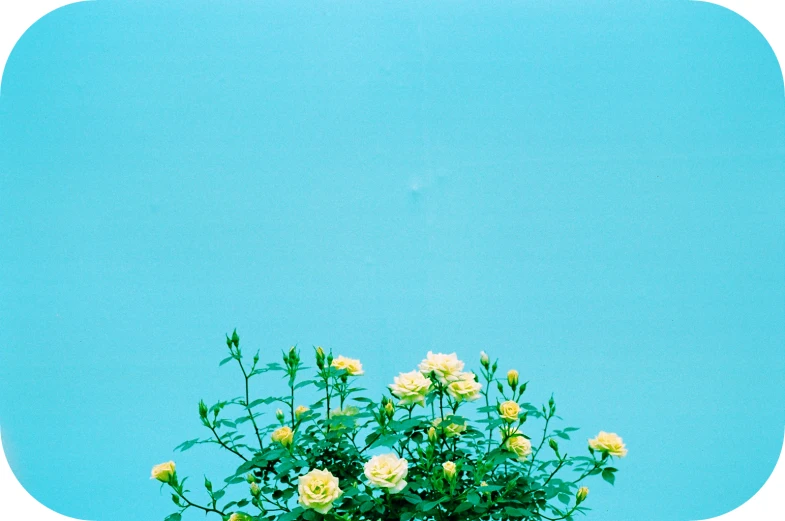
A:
576 486 589 504
384 401 395 418
315 346 325 369
428 427 438 444
198 400 208 419
231 329 240 347
250 482 261 497
276 409 285 424
507 369 519 389
497 382 505 394
246 473 255 484
548 438 560 455
480 351 490 368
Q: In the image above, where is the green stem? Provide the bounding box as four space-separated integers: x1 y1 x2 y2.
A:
208 424 248 462
483 370 494 456
236 358 264 451
174 488 226 517
542 459 566 487
527 413 552 478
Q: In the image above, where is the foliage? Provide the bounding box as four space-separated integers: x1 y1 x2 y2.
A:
151 330 627 521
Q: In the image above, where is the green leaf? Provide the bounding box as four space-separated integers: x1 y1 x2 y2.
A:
278 509 303 521
418 500 442 512
454 502 474 513
164 514 182 521
602 468 616 485
505 506 532 517
219 356 234 366
174 438 201 452
402 493 421 505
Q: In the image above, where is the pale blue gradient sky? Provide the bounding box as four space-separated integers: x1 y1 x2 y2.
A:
1 1 784 520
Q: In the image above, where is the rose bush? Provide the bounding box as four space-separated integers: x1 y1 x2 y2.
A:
151 329 627 521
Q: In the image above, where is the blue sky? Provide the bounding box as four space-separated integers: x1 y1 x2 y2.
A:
1 1 784 520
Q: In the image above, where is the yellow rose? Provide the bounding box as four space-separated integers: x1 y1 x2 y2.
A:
588 431 627 457
432 417 467 438
498 400 521 422
150 461 176 483
428 426 438 443
363 453 409 493
576 486 589 504
228 514 251 521
442 461 457 480
298 469 343 514
271 426 294 447
329 406 360 431
295 405 310 420
331 355 364 376
418 352 465 384
504 429 532 461
446 372 482 402
389 370 432 406
507 369 519 388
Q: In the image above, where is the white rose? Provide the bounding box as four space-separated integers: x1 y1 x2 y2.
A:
363 453 409 493
419 352 465 384
298 469 343 513
446 372 482 402
389 370 432 406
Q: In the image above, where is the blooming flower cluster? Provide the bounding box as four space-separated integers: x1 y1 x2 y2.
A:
151 330 627 521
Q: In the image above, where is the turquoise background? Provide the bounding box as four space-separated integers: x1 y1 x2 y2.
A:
1 1 784 520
